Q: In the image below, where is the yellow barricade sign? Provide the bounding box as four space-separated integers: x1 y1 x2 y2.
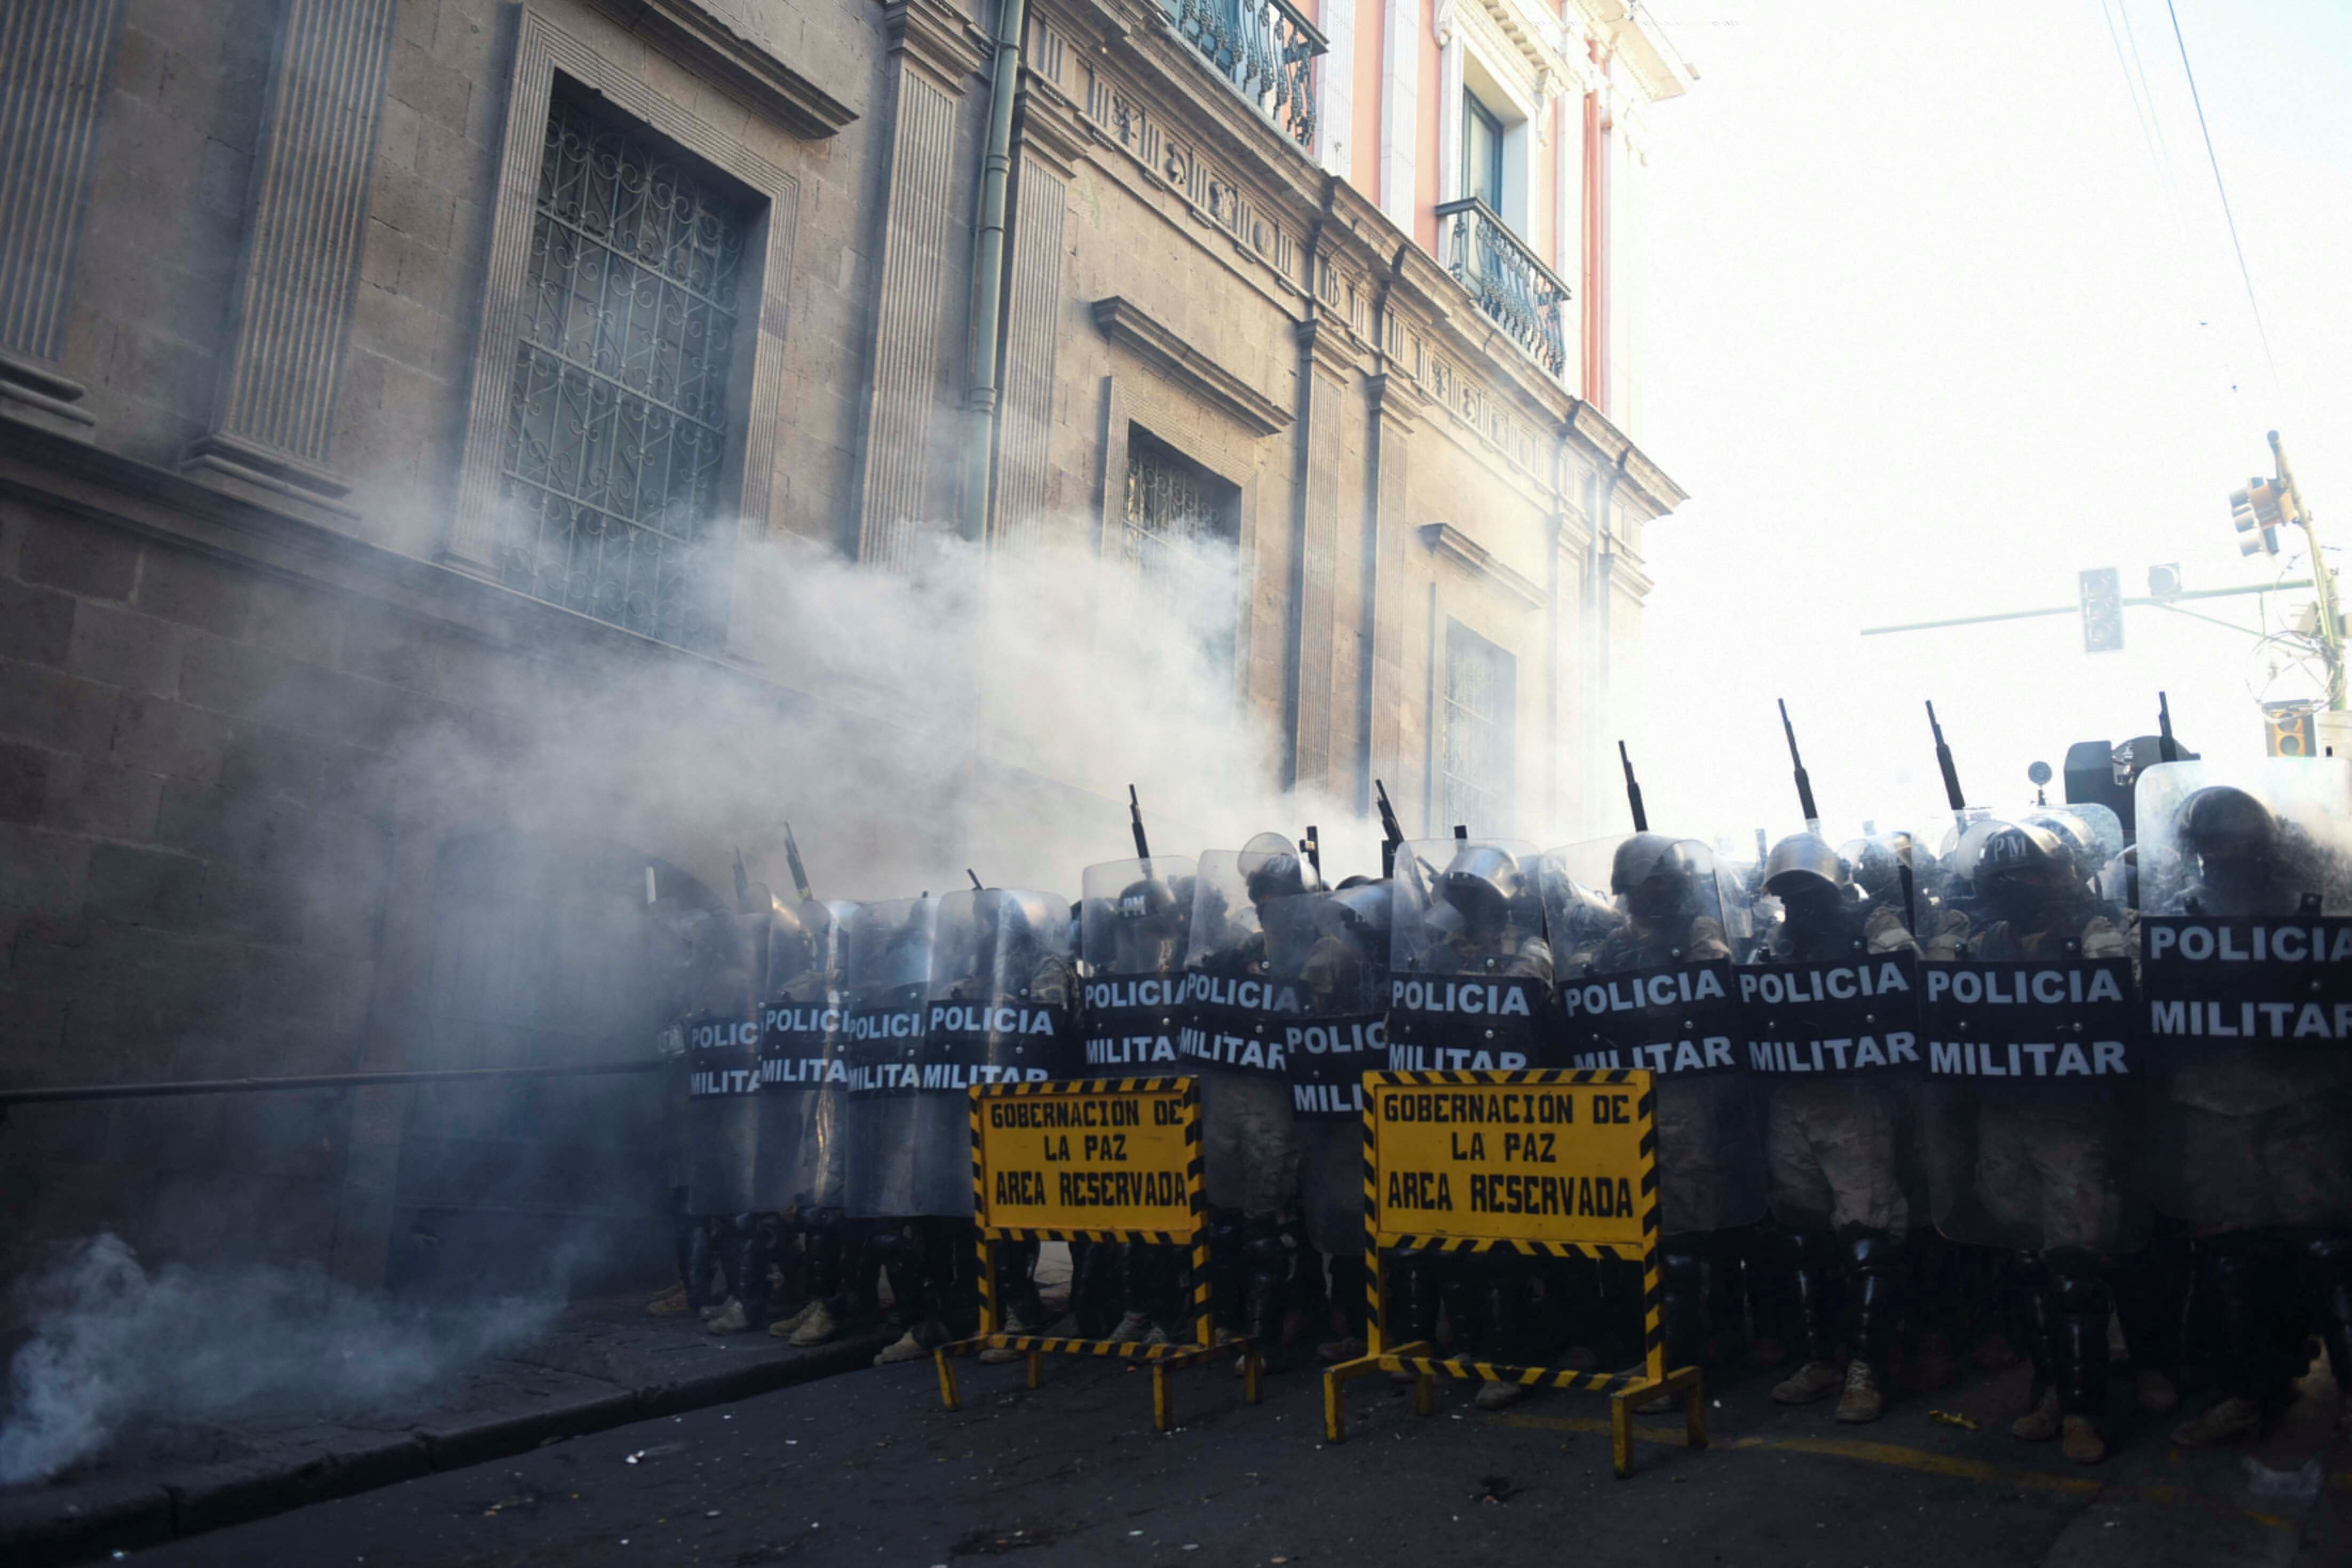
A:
1369 1076 1652 1249
936 1078 1262 1433
1327 1069 1706 1480
973 1080 1195 1238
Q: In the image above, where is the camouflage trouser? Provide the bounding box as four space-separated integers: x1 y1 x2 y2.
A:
1657 1076 1764 1237
2169 1089 2352 1233
1199 1068 1300 1217
1767 1079 1908 1235
1974 1099 2124 1252
1295 1118 1361 1257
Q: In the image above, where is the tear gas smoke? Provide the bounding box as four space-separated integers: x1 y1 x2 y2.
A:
0 1234 560 1486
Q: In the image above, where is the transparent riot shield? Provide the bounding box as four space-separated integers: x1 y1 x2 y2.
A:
2135 758 2352 1230
1741 829 1926 1232
1177 836 1317 1081
1077 855 1197 1072
928 886 1079 1089
753 899 860 1212
1920 817 2147 1252
842 896 949 1219
1548 834 1763 1234
1386 838 1556 1072
1270 886 1392 1258
677 905 763 1216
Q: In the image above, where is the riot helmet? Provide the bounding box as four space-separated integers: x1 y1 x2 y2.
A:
1328 880 1396 951
1239 830 1313 907
1441 843 1525 939
1952 818 2071 928
1610 833 1708 924
1762 832 1848 928
2175 785 2279 910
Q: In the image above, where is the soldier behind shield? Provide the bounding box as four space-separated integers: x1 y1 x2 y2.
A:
1182 833 1316 1369
2137 761 2352 1447
1751 831 1920 1425
762 899 867 1348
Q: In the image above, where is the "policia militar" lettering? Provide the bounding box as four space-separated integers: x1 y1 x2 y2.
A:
1738 961 1912 1006
1563 968 1727 1016
1391 979 1534 1015
1928 1039 2128 1076
1922 967 2127 1005
2146 923 2352 963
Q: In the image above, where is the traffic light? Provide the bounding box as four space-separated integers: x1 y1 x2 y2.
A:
2263 703 2314 757
2148 564 2183 599
2230 477 2292 557
2078 567 2124 653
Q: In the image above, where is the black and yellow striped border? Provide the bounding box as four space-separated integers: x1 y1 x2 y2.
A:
1334 1067 1701 1478
938 1074 1257 1432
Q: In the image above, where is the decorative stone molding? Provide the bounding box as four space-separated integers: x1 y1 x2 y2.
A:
1420 521 1545 609
0 0 124 441
883 0 989 94
1090 296 1291 437
181 0 397 525
584 0 858 136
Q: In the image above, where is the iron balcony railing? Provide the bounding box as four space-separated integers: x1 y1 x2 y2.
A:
1163 0 1327 148
1435 197 1570 381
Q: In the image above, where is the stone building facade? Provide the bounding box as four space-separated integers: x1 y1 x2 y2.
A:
0 0 1685 1290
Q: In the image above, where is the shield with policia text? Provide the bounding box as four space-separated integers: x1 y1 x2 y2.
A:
1269 885 1392 1256
842 896 955 1218
926 885 1079 1090
1177 842 1317 1081
1919 810 2149 1252
1076 854 1197 1072
1547 834 1764 1235
1387 838 1558 1072
2135 757 2352 1231
753 898 860 1213
667 897 763 1217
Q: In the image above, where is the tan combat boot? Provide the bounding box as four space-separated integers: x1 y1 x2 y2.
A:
1833 1360 1884 1423
2171 1395 2263 1446
2060 1414 2106 1464
2134 1368 2179 1415
1771 1359 1846 1405
2010 1387 2061 1442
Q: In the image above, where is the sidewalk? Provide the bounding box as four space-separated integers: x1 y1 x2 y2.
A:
0 1292 895 1567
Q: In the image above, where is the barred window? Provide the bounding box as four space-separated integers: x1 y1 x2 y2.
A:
1122 427 1237 574
496 92 752 650
1441 619 1517 836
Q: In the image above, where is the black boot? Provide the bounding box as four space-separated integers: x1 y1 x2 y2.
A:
1705 1228 1753 1363
1244 1214 1294 1369
684 1216 718 1313
2108 1218 2188 1412
1325 1253 1369 1354
1835 1230 1902 1422
2300 1235 2352 1430
1389 1248 1440 1348
2048 1247 2111 1462
1207 1208 1244 1339
1769 1228 1843 1403
2172 1234 2286 1446
2009 1250 2057 1412
996 1237 1044 1332
806 1215 844 1304
1438 1257 1486 1358
1658 1245 1709 1374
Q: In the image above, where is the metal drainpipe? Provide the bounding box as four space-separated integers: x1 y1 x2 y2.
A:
962 0 1028 544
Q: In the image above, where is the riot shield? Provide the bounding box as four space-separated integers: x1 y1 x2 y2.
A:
928 886 1079 1088
677 905 763 1216
753 899 860 1212
1742 829 1926 1232
1177 837 1317 1080
1386 838 1556 1071
2135 758 2352 1230
1077 855 1198 1072
1548 834 1764 1234
842 897 954 1219
1919 817 2148 1252
1270 885 1391 1257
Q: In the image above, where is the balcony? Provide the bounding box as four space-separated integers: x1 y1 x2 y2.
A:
1435 198 1570 381
1162 0 1326 148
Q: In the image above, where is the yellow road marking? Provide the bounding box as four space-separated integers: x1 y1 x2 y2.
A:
1493 1412 2333 1531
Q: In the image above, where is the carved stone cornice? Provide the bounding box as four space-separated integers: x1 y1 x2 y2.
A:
1296 314 1357 378
1091 295 1291 435
1420 521 1546 609
587 0 859 135
884 0 989 93
1367 371 1430 433
1015 78 1090 178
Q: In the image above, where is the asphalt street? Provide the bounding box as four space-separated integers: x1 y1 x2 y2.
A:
113 1339 2350 1568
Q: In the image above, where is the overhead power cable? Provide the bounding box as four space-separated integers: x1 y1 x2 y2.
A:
2163 0 2280 383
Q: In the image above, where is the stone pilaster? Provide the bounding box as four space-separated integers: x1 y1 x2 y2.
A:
854 0 987 569
180 0 397 525
1288 312 1352 796
0 0 124 441
987 83 1084 553
1364 369 1423 815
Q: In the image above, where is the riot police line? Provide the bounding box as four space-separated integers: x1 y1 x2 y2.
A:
648 753 2352 1468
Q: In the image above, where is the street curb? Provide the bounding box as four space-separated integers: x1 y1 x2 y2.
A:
0 1328 896 1566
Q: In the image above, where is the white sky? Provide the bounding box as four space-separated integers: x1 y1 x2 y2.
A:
1632 0 2352 844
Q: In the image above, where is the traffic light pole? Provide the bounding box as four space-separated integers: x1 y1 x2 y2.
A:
2269 431 2345 710
1858 579 2313 638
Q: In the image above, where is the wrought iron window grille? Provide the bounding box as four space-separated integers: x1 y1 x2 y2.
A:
496 93 752 651
1434 196 1570 382
1162 0 1327 148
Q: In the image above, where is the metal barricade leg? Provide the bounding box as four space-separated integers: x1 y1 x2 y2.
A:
935 1348 961 1412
